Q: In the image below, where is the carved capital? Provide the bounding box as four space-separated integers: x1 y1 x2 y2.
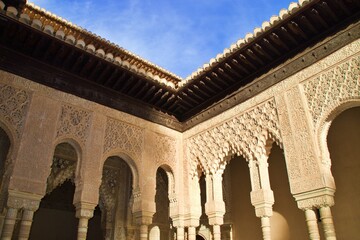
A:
74 202 96 219
294 188 335 210
7 190 42 211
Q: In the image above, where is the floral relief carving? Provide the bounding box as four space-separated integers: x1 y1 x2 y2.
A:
153 133 177 166
0 84 30 138
56 104 92 144
103 118 144 160
187 99 282 175
303 56 360 128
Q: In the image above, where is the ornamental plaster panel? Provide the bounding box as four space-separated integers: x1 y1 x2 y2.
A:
187 99 282 175
46 156 76 194
153 132 177 168
56 104 92 145
0 83 31 139
103 118 144 161
302 55 360 129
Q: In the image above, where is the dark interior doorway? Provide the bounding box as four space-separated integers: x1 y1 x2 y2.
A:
196 235 206 240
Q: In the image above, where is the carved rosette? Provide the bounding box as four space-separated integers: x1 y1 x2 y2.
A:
187 99 282 175
103 118 143 160
303 56 360 128
56 104 92 144
0 84 30 138
153 133 177 167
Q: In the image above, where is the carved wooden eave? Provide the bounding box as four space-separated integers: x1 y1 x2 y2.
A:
0 0 359 131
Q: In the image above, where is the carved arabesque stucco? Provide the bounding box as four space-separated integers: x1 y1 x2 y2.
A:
0 84 30 138
303 56 360 129
56 104 92 144
103 118 143 160
187 99 282 175
46 156 76 194
153 133 177 167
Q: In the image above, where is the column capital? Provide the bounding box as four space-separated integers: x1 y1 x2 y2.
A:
7 190 42 211
294 187 335 210
74 202 96 219
250 189 274 217
133 210 154 225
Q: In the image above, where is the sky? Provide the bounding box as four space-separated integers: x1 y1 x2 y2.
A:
30 0 293 78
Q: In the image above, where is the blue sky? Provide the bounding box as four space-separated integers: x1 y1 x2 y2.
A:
30 0 293 78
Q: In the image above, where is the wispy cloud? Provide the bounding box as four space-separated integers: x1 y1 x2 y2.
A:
30 0 293 78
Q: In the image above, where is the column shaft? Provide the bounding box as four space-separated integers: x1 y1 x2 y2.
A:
188 227 196 240
261 216 271 240
213 224 221 240
305 209 320 240
0 208 18 240
140 224 148 240
320 206 336 240
77 217 89 240
18 209 34 240
177 227 184 240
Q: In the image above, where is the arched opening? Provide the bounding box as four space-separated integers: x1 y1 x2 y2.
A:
100 156 134 239
327 106 360 239
222 155 261 239
152 167 171 240
30 143 79 240
0 126 11 228
268 143 307 240
196 234 206 240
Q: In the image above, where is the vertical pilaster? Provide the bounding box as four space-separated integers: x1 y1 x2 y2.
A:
319 206 336 240
305 209 320 240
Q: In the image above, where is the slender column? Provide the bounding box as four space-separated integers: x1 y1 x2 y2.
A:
249 158 274 240
140 224 148 240
320 206 336 240
204 172 225 240
75 202 95 240
260 216 271 240
188 226 196 240
176 227 184 240
305 209 320 240
18 209 35 240
0 208 18 240
213 224 221 240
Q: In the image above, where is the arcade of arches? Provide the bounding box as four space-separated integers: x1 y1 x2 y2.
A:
0 1 359 240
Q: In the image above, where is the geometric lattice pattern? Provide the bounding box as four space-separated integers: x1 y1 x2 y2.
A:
303 56 360 127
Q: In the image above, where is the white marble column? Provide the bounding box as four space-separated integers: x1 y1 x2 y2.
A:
305 209 320 240
204 171 226 240
0 208 18 240
248 158 274 240
18 209 35 240
75 202 95 240
187 226 196 240
320 206 336 240
140 224 148 240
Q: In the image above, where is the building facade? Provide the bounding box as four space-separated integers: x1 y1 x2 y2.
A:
0 0 359 239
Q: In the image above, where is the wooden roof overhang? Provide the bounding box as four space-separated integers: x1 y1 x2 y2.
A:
0 0 359 131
